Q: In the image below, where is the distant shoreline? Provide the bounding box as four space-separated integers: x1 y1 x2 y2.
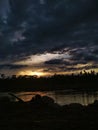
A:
0 74 98 92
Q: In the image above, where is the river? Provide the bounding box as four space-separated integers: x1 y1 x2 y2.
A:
15 90 98 106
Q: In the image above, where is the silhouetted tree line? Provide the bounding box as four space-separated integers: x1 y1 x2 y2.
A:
0 70 98 92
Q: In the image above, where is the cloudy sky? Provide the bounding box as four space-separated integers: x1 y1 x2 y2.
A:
0 0 98 76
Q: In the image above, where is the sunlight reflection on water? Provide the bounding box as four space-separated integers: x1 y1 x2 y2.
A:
16 90 98 106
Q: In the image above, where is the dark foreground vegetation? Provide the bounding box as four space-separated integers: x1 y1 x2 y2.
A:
0 94 98 130
0 71 98 92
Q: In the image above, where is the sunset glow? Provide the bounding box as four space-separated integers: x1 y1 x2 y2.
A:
18 70 46 77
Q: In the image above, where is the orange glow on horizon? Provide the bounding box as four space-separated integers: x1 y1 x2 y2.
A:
18 70 45 77
18 71 44 77
17 67 98 77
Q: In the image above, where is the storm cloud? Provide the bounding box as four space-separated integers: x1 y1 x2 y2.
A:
0 64 28 70
0 0 98 74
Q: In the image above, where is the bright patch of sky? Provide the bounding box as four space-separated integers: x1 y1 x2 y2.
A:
14 52 71 65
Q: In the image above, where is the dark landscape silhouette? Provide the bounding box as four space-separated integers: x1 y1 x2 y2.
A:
0 93 98 130
0 70 98 92
0 71 98 130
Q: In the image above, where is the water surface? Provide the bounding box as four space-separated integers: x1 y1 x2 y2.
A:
16 90 98 106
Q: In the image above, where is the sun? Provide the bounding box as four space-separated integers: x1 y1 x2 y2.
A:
30 71 44 77
18 70 44 77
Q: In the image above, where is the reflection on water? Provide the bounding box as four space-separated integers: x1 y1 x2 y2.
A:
16 90 98 106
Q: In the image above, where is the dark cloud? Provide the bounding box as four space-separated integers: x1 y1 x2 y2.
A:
45 58 73 66
0 0 9 18
43 63 98 73
8 0 30 27
69 46 98 64
45 59 63 65
0 64 28 69
0 0 98 72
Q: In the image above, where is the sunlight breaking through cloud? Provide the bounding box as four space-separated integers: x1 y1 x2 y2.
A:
14 52 71 65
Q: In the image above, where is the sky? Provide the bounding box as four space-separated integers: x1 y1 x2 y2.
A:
0 0 98 76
